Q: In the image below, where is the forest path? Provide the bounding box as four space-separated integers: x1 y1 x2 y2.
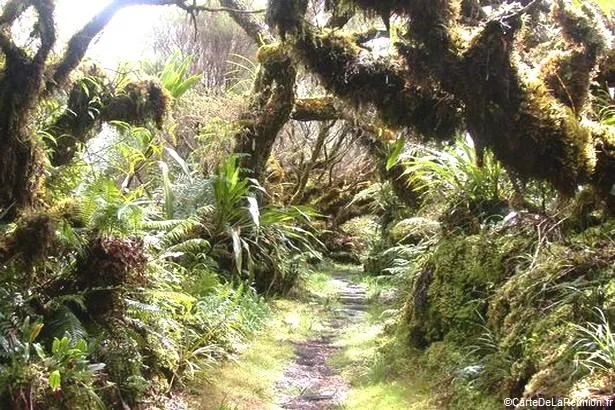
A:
190 265 432 409
275 275 368 409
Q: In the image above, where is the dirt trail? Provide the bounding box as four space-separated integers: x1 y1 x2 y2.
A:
275 275 368 409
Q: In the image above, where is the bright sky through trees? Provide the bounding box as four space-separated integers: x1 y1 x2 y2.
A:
56 0 172 66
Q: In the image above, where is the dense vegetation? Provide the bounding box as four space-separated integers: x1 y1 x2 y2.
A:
0 0 613 408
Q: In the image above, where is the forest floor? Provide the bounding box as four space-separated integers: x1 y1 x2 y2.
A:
188 264 438 410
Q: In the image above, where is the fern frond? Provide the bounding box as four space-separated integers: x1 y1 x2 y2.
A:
161 217 205 247
165 238 211 256
44 305 88 344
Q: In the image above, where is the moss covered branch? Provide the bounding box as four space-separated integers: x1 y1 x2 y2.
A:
291 97 340 122
293 29 463 140
48 75 169 167
273 0 614 202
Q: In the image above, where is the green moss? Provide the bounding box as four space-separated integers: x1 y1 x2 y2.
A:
291 97 339 121
406 232 532 347
460 19 596 194
266 0 307 40
256 43 287 64
485 230 614 397
389 217 441 245
540 48 595 113
585 121 615 214
420 341 500 410
101 80 170 129
553 0 613 55
293 29 462 140
400 217 615 404
0 210 58 274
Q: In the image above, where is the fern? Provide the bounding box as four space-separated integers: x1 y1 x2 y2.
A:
165 238 211 256
160 216 206 247
43 305 88 344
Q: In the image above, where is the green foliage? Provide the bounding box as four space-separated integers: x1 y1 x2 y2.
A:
159 51 202 99
226 53 259 94
157 155 323 290
596 89 615 126
392 214 615 403
404 136 510 209
385 136 405 171
0 300 104 409
77 176 147 235
574 308 615 374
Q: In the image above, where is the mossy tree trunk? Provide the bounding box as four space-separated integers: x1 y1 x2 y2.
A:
0 0 212 220
232 45 297 181
0 0 56 220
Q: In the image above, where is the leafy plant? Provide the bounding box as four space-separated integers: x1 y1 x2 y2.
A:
159 51 202 99
574 308 615 374
226 53 258 94
404 136 509 206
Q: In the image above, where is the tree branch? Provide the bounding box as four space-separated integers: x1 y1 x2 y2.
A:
292 98 340 122
31 0 56 65
174 2 265 14
294 29 462 140
45 0 177 94
0 0 32 27
218 0 274 44
0 0 32 59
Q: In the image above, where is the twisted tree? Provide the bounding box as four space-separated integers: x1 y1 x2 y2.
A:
0 0 266 221
259 0 613 212
1 0 613 219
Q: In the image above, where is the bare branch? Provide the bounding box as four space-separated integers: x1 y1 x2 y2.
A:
218 0 274 44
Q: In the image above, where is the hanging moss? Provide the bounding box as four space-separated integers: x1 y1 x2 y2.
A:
552 0 612 56
393 0 463 86
48 75 105 167
266 0 308 40
460 18 596 194
330 0 410 29
540 49 595 114
48 77 171 167
75 236 147 321
294 29 463 140
596 48 615 86
539 1 612 114
101 81 170 130
403 0 461 51
0 211 57 271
